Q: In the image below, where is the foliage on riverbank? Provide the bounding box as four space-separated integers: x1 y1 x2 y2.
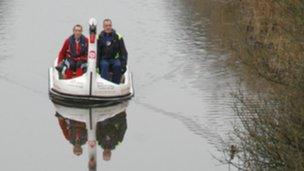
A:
200 0 304 170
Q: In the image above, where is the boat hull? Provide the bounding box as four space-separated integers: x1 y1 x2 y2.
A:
48 67 134 106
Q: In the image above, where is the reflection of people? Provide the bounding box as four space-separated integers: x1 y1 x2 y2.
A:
96 111 127 161
56 113 88 156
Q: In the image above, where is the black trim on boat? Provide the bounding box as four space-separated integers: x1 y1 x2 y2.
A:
89 72 92 96
89 108 93 130
49 88 134 107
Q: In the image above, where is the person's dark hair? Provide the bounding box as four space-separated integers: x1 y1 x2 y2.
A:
73 24 83 31
103 18 112 24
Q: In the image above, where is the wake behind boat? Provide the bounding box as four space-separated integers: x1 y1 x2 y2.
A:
49 18 134 105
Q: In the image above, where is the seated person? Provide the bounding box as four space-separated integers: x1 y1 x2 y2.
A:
56 24 88 79
97 19 128 84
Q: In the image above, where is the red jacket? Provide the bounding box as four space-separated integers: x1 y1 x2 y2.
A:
58 35 89 65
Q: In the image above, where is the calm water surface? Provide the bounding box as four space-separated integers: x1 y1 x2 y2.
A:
0 0 237 170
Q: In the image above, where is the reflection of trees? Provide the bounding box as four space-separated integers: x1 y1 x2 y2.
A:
0 0 12 36
0 0 10 24
0 0 13 62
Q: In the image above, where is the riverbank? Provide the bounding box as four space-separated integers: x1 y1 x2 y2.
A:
184 0 304 170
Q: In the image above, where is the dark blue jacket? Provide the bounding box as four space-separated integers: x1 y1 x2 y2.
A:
97 30 128 69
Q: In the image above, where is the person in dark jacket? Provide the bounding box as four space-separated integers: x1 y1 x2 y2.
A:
96 111 127 161
56 113 88 156
56 24 89 79
97 19 128 84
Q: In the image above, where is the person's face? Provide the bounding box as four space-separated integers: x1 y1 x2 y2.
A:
73 26 82 39
103 21 113 34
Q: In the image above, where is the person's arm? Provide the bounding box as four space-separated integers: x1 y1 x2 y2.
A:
119 38 128 71
97 36 102 69
57 39 69 65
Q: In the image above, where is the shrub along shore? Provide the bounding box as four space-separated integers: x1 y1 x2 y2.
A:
187 0 304 170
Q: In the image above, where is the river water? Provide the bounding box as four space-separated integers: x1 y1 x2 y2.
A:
0 0 237 170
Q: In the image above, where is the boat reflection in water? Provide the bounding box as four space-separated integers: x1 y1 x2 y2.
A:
52 101 129 171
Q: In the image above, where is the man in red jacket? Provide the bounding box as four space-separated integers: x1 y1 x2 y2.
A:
56 24 88 79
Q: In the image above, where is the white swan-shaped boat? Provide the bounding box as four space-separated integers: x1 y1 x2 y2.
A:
49 18 134 104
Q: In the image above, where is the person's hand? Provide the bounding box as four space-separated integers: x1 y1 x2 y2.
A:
121 60 127 74
56 61 67 75
121 66 127 74
55 65 61 71
56 65 64 72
